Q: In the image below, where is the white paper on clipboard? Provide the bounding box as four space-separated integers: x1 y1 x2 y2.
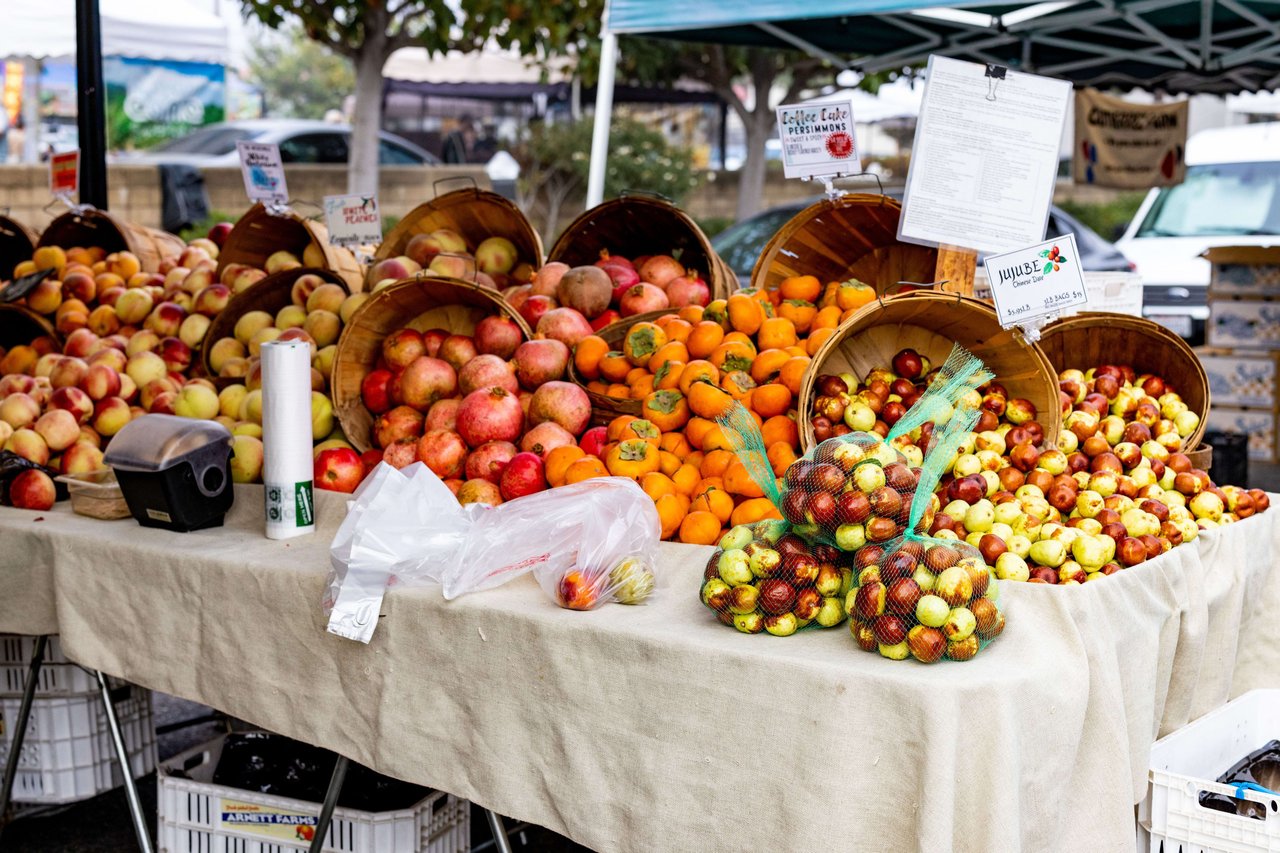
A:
898 56 1071 255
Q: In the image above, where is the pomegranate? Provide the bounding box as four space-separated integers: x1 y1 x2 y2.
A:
500 451 546 501
392 356 457 412
464 440 518 484
520 421 576 457
530 262 570 297
417 429 468 479
382 438 419 469
474 315 524 360
375 405 424 447
437 334 477 372
504 284 533 314
457 386 523 447
459 353 519 395
665 272 711 308
528 380 591 436
519 294 557 329
421 328 449 357
361 369 395 414
595 251 635 274
619 283 669 317
638 255 684 289
444 479 465 495
536 308 593 347
556 266 612 318
603 264 641 303
381 329 425 372
579 426 607 457
425 398 462 432
457 479 503 506
513 339 569 389
590 310 621 331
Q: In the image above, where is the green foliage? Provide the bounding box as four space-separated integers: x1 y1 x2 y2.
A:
246 28 353 119
1056 192 1147 240
240 0 453 57
697 216 735 238
382 214 401 234
178 211 238 244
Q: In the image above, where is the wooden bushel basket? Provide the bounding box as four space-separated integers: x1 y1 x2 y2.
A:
750 194 938 295
215 203 364 293
0 304 57 350
38 209 184 273
1037 312 1209 451
548 193 737 301
566 309 670 427
331 276 532 453
0 215 39 281
799 291 1061 452
372 182 544 283
200 267 348 379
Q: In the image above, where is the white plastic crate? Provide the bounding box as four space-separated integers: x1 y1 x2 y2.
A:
1 634 106 697
1142 689 1280 853
0 685 156 804
158 735 470 853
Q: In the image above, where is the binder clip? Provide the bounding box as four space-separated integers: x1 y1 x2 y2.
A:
985 64 1007 101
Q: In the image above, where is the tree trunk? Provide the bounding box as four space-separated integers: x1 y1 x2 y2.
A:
736 111 772 221
348 42 385 195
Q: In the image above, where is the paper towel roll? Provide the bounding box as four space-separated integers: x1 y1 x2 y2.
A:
261 339 316 539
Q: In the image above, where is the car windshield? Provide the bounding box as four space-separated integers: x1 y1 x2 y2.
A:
1135 161 1280 237
713 207 804 275
155 126 256 155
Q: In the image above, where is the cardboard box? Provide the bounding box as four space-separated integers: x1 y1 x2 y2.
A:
1205 246 1280 298
1206 297 1280 349
1203 406 1277 462
1194 348 1279 409
974 271 1143 317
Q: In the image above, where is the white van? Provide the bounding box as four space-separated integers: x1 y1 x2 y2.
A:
1116 121 1280 342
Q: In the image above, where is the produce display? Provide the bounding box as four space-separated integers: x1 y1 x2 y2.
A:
369 228 535 292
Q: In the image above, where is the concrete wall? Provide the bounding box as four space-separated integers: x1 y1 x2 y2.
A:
0 164 491 233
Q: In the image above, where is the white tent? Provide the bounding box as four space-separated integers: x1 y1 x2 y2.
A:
3 0 229 64
384 48 571 85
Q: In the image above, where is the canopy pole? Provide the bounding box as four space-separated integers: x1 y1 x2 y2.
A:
76 0 108 208
586 30 618 209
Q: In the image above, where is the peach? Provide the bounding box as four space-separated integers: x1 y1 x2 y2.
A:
370 257 420 283
158 337 193 372
32 246 67 275
49 356 89 390
164 267 192 290
144 302 186 337
0 421 12 446
140 377 179 410
218 384 248 419
193 284 232 317
34 353 63 379
60 441 104 475
87 304 121 337
230 434 264 483
248 326 283 357
55 310 89 336
126 350 168 389
476 237 517 275
231 267 267 294
30 377 51 407
106 250 142 279
0 345 39 375
62 270 98 303
92 397 133 436
173 383 220 420
310 368 326 392
371 278 399 293
6 428 49 465
219 357 250 379
115 288 155 324
428 254 473 280
13 259 38 278
26 279 63 314
311 392 334 439
35 408 81 451
234 310 274 345
306 284 347 315
185 377 216 392
81 362 123 400
0 375 36 397
78 424 101 448
125 329 161 357
239 389 263 424
0 393 41 428
149 390 177 415
187 237 219 260
118 373 138 403
179 314 212 348
97 286 125 308
302 310 341 347
277 328 317 358
88 347 127 373
177 246 211 270
265 250 301 274
232 421 262 438
51 386 94 422
63 328 100 359
219 262 250 287
290 273 328 307
169 291 194 313
181 267 215 296
313 345 337 380
302 242 327 268
275 304 307 329
126 271 160 289
9 468 56 510
209 337 247 374
423 229 467 256
339 293 369 324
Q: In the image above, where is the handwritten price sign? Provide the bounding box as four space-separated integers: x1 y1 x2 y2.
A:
983 233 1088 328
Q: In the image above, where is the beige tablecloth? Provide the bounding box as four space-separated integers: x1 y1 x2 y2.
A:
0 486 1276 852
0 506 59 635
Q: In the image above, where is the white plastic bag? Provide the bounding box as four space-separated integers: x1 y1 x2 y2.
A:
325 463 660 642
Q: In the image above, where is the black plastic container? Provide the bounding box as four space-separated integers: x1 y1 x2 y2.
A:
1203 430 1249 490
103 414 234 532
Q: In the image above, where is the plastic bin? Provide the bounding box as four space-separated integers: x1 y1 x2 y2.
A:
0 684 156 804
1143 689 1280 852
158 734 471 853
0 634 114 697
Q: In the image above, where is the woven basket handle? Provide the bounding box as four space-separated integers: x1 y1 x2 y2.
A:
619 189 674 204
433 175 479 196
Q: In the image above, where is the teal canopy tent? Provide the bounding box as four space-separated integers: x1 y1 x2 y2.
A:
586 0 1280 203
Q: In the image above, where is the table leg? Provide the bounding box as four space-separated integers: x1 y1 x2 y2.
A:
484 808 514 853
95 670 153 853
309 754 349 853
0 634 48 826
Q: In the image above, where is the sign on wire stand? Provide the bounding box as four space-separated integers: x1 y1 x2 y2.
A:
775 99 859 180
49 150 79 199
323 193 382 248
898 56 1071 255
983 233 1088 329
237 141 288 206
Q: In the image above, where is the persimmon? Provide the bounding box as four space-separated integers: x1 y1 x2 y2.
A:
623 322 667 367
806 326 836 356
659 431 692 459
726 293 765 335
676 305 704 324
761 414 800 449
767 441 799 477
720 370 757 399
642 389 690 432
730 497 784 527
750 348 791 385
708 339 754 374
678 510 722 545
686 321 725 359
671 463 700 496
640 471 676 501
607 415 639 441
545 445 586 486
599 351 633 383
655 493 687 539
778 356 810 395
625 366 649 386
702 298 729 330
573 335 609 380
655 314 693 343
777 299 817 334
619 418 662 445
564 456 609 483
724 460 765 498
779 274 821 303
654 360 685 390
683 417 716 450
605 439 660 478
629 374 656 399
678 360 719 395
812 305 843 330
686 380 733 420
647 340 689 374
751 383 792 418
658 449 683 477
836 279 877 311
690 487 733 524
699 448 737 479
757 317 798 350
699 424 736 452
587 380 609 394
605 383 630 398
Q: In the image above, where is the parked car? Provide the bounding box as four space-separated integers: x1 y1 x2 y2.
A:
115 119 441 166
713 193 1133 286
1116 122 1280 342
